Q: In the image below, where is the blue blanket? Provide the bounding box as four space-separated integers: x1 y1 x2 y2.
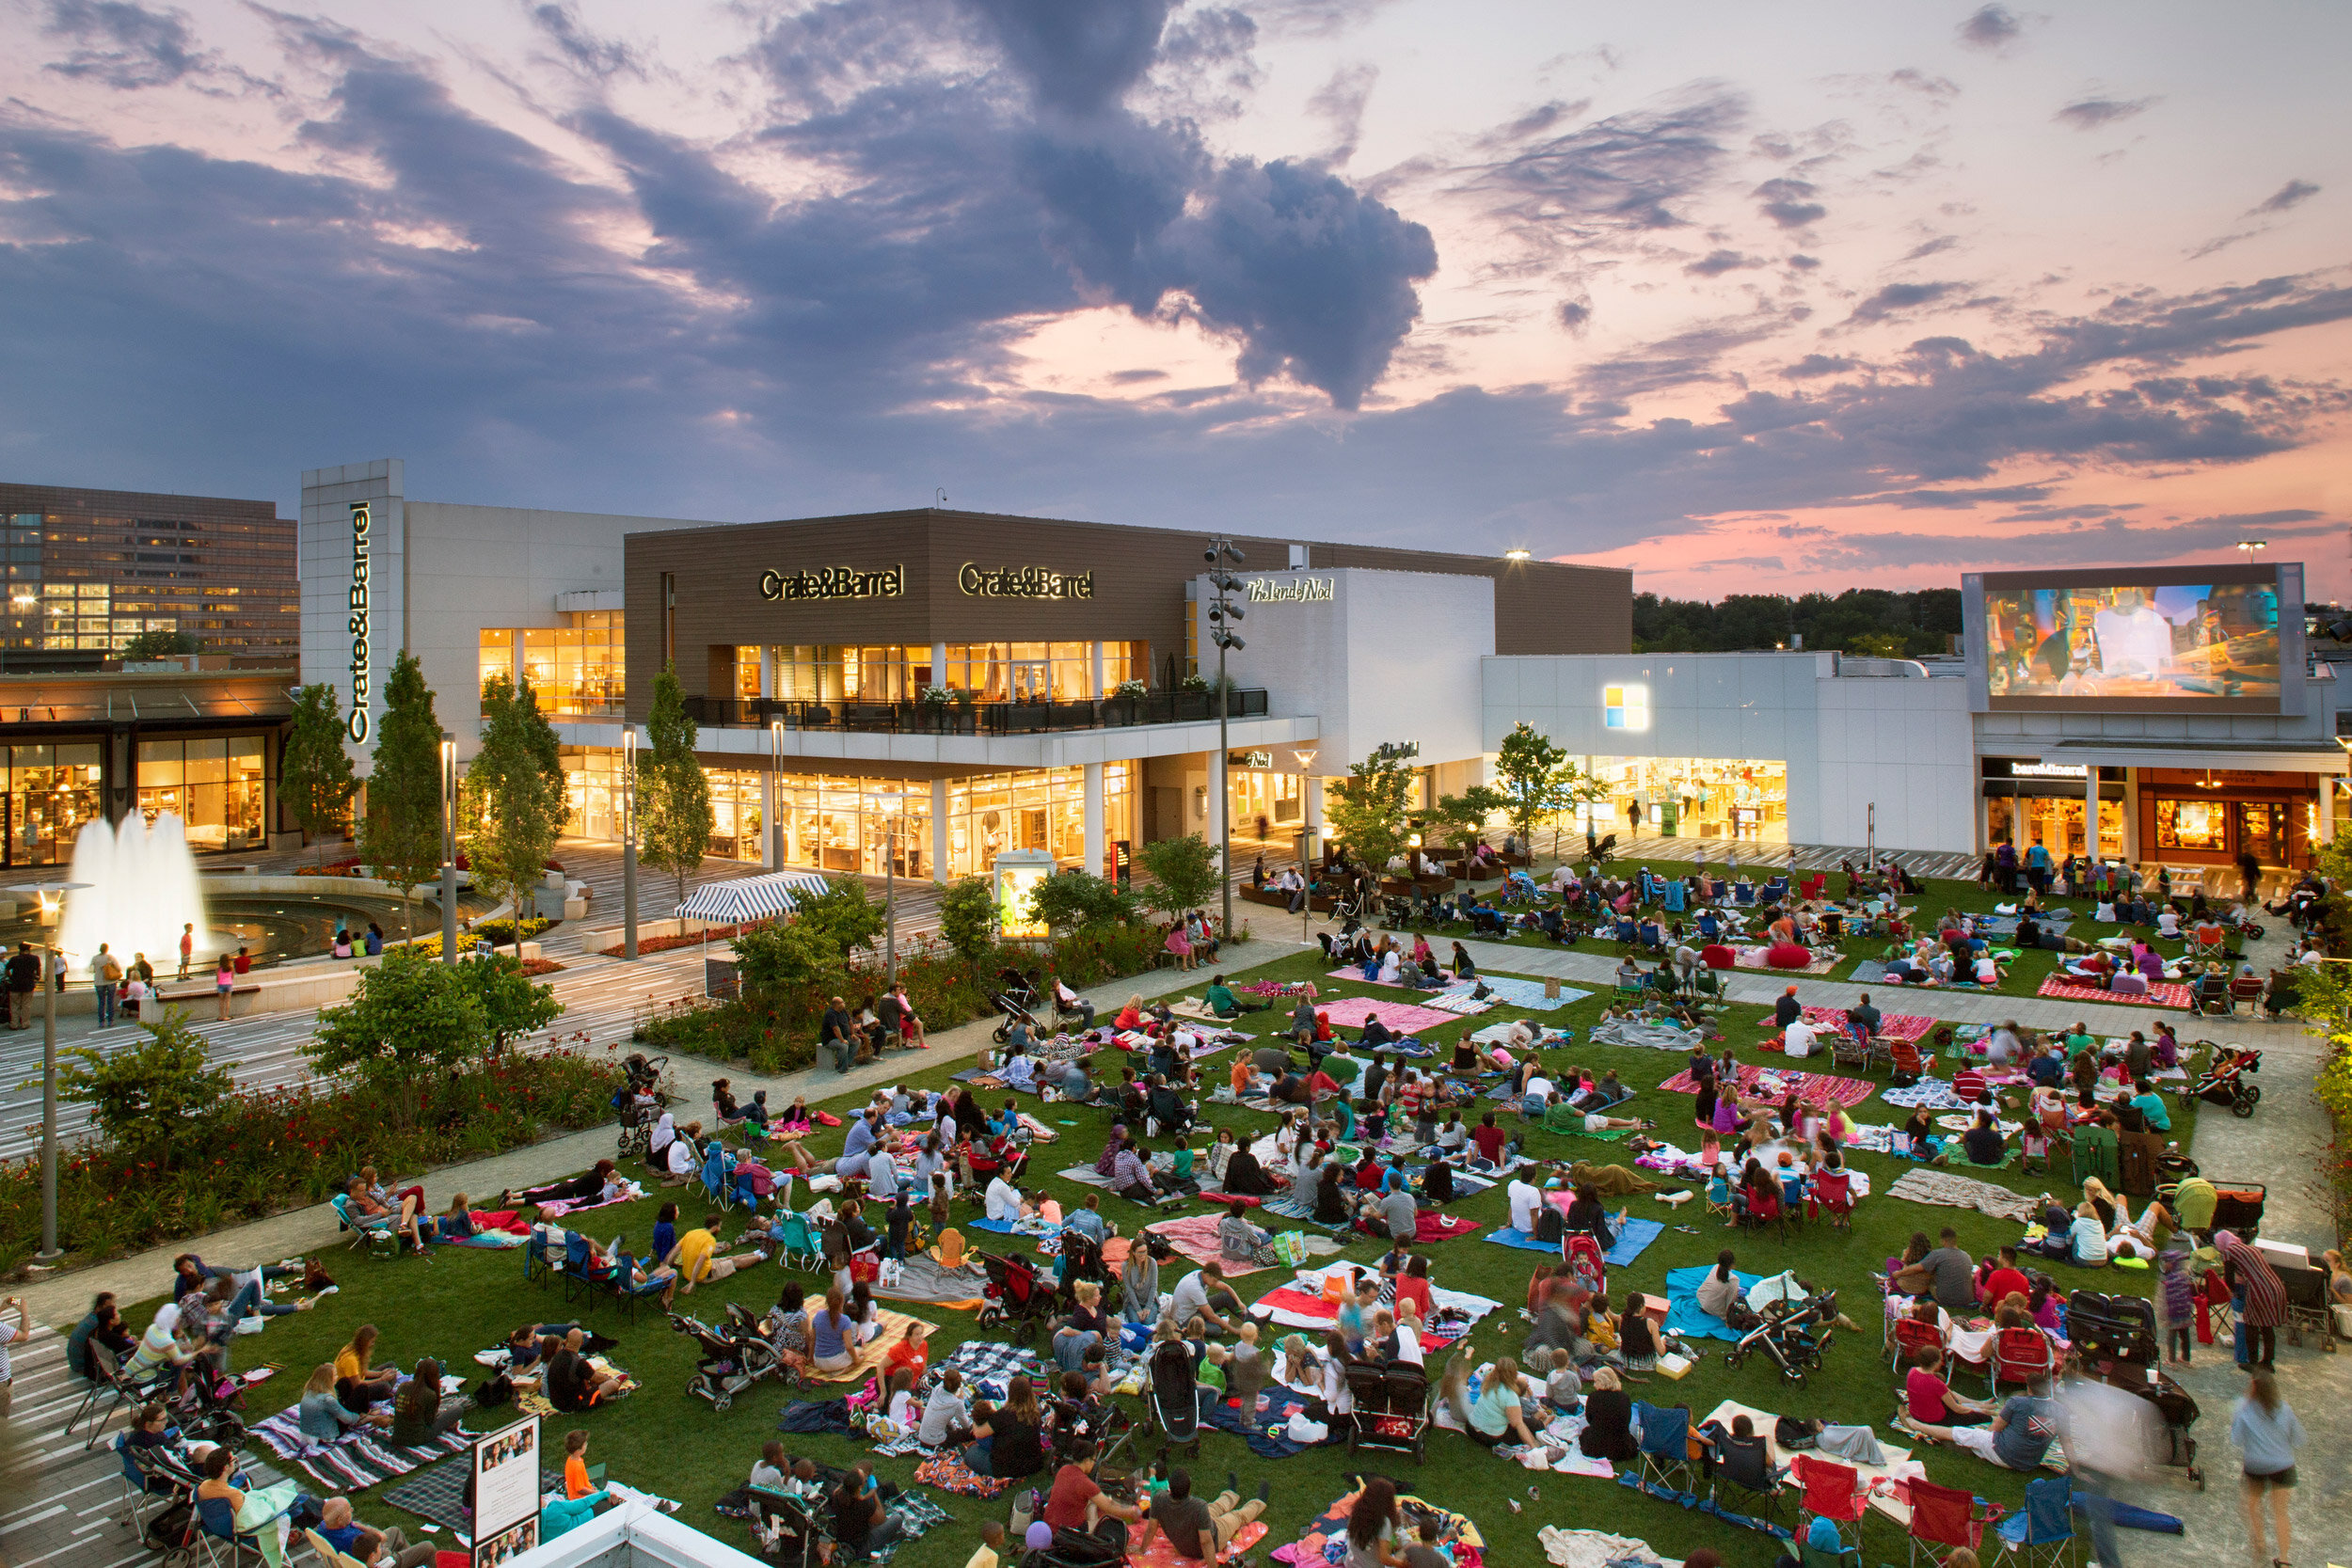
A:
1664 1264 1765 1342
1485 1227 1558 1253
1198 1383 1333 1459
1604 1216 1665 1266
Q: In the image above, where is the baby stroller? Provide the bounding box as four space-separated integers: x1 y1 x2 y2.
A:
2186 1046 2262 1117
1722 1287 1840 1386
1056 1231 1123 1318
990 991 1046 1045
977 1252 1056 1345
2064 1291 2158 1370
1343 1360 1431 1465
167 1364 251 1449
613 1053 674 1159
670 1310 784 1411
1145 1337 1202 1458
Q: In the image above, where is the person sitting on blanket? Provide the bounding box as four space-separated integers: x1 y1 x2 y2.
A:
1109 1140 1168 1205
1563 1183 1627 1249
1933 1109 2007 1169
1218 1142 1279 1198
1899 1371 2060 1469
1163 1259 1246 1338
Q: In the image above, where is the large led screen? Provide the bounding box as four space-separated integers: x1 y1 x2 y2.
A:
1982 580 2280 703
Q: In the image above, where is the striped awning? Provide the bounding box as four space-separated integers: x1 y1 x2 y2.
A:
674 870 835 925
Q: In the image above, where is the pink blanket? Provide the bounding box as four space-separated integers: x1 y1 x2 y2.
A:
2039 975 2194 1010
1143 1212 1277 1277
1767 1006 1935 1044
1658 1062 1876 1108
1312 997 1460 1036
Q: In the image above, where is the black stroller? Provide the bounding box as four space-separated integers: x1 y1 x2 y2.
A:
1145 1338 1203 1458
2065 1291 2159 1370
670 1310 785 1410
1057 1231 1124 1319
1343 1360 1431 1465
613 1052 674 1159
1722 1287 1840 1386
991 991 1046 1045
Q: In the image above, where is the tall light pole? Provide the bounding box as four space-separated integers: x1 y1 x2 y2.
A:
884 817 898 987
1290 748 1317 948
1203 536 1247 941
622 726 640 961
770 720 786 870
438 734 459 966
9 879 88 1266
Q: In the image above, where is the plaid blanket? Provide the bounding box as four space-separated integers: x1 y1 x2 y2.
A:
1260 1198 1353 1233
383 1453 561 1530
913 1451 1010 1497
250 1408 473 1492
941 1339 1044 1400
2040 974 2194 1009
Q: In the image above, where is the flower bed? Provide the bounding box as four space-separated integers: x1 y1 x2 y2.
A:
0 1048 623 1273
597 918 777 958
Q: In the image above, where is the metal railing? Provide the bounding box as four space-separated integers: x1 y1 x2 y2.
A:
682 689 1269 735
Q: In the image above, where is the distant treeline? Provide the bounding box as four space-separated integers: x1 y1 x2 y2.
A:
1632 588 1964 657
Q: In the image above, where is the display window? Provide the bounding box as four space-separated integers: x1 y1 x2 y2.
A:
2153 797 2228 853
3 742 103 865
1583 756 1788 843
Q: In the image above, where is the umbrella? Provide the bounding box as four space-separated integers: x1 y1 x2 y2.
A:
675 871 834 992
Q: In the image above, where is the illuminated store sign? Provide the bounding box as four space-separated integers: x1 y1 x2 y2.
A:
347 501 373 742
758 565 905 602
2010 762 2089 780
1603 684 1649 731
958 563 1094 599
1245 577 1335 604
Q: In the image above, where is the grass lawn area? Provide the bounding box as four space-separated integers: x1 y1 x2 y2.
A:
178 938 2201 1568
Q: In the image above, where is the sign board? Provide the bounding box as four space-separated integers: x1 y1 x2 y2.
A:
1226 750 1274 769
958 563 1094 599
758 565 903 602
1243 576 1335 604
993 848 1057 940
470 1414 542 1568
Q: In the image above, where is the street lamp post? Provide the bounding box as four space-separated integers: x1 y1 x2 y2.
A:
623 726 640 961
769 720 787 870
1203 536 1248 942
1290 748 1317 947
884 822 898 987
8 879 89 1265
438 734 459 966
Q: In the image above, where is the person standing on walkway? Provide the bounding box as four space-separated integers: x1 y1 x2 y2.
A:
215 953 237 1022
6 942 37 1030
178 922 195 979
2231 1371 2303 1568
93 942 121 1027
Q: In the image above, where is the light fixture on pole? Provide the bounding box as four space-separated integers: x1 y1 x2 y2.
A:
1203 535 1248 941
770 720 786 870
2237 539 2269 556
8 879 89 1265
622 725 640 961
438 734 459 966
884 813 899 987
1502 548 1532 562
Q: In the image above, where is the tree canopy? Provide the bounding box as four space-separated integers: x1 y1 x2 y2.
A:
1632 587 1963 657
308 950 488 1130
467 675 568 954
359 651 445 938
639 664 715 904
1136 833 1220 917
56 1010 233 1169
1326 748 1416 869
282 683 358 866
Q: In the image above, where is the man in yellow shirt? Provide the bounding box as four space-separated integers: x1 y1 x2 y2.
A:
661 1212 766 1300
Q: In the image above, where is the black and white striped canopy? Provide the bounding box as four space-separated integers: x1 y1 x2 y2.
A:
674 870 834 924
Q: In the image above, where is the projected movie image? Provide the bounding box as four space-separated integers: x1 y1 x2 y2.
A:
1984 581 2280 701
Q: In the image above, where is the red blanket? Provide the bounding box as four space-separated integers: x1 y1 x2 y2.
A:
1354 1212 1481 1243
1760 1006 1935 1045
1658 1062 1875 1108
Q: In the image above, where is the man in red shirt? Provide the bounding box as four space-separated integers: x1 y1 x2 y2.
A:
1041 1440 1142 1543
1952 1064 1987 1103
1977 1245 2030 1311
1470 1113 1510 1164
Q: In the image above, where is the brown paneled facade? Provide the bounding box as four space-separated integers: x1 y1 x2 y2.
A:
624 508 1629 714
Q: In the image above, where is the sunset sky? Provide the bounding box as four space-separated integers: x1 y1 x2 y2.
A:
1 0 2344 597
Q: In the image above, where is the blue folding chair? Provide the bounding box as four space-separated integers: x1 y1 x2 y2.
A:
331 1194 397 1257
607 1248 670 1322
561 1231 605 1308
524 1224 560 1290
700 1143 736 1211
195 1492 265 1568
1632 1401 1694 1494
1992 1475 2075 1568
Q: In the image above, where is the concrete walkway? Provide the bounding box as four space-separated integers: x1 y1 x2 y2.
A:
16 936 1289 1329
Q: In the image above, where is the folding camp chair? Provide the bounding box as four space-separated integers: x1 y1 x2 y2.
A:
561 1230 607 1308
1831 1026 1868 1072
524 1224 563 1290
194 1494 267 1568
1808 1168 1854 1228
72 1342 173 1450
304 1528 372 1568
1886 1314 1942 1371
1984 1325 2055 1401
608 1249 671 1322
1888 1040 1928 1085
1905 1477 1987 1566
771 1211 824 1274
2189 924 2226 962
1991 1475 2075 1568
1708 1430 1785 1531
331 1193 399 1257
1793 1453 1868 1560
1632 1402 1695 1494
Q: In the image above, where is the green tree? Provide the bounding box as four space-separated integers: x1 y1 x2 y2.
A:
937 877 999 970
453 950 563 1055
120 627 199 660
1136 832 1221 917
734 920 850 1010
307 949 486 1130
639 664 715 907
1027 869 1137 935
282 682 358 868
1492 722 1570 848
358 651 444 940
56 1010 233 1170
467 675 568 958
1430 784 1509 857
1326 748 1416 871
792 878 887 955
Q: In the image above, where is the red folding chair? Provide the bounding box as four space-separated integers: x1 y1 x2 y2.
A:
1809 1168 1854 1228
1887 1312 1943 1370
1794 1453 1869 1558
1903 1477 1987 1566
1984 1324 2054 1400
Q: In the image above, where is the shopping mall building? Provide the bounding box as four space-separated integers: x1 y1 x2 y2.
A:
300 459 2346 884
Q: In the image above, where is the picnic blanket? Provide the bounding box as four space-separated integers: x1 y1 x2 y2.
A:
1878 1077 1980 1112
914 1451 1011 1497
1253 1262 1501 1345
534 1180 645 1218
1601 1215 1665 1266
1142 1213 1279 1278
1590 1015 1705 1053
1270 1486 1484 1568
1730 946 1843 975
1458 974 1588 1010
1663 1265 1764 1341
1697 1399 1925 1527
1779 1005 1934 1045
1658 1061 1875 1108
1486 1227 1561 1253
871 1255 987 1308
249 1407 474 1493
1259 1197 1353 1233
1358 1211 1481 1243
1311 996 1465 1036
2040 974 2194 1009
1200 1382 1337 1460
807 1309 937 1384
381 1452 559 1530
1886 1167 2039 1224
940 1339 1045 1400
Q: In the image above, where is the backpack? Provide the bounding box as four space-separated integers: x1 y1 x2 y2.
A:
1532 1206 1565 1245
1775 1416 1822 1451
472 1371 515 1409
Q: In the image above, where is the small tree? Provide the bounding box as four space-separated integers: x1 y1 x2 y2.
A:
358 652 445 940
734 920 850 1021
1430 784 1509 858
453 950 563 1055
792 878 887 957
56 1010 233 1170
467 675 569 958
282 683 358 868
639 664 715 907
1559 764 1612 856
1492 721 1570 850
1027 869 1137 935
308 949 486 1130
1136 833 1221 917
937 877 999 972
120 627 199 660
1326 748 1416 870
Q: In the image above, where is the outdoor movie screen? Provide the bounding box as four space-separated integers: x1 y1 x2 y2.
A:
1981 579 2281 703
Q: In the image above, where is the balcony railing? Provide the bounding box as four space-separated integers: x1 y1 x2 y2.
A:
682 689 1269 736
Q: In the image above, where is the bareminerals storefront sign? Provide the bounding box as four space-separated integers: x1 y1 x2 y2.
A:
758 564 904 601
959 562 1094 599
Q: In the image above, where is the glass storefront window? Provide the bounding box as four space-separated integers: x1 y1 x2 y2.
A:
5 743 103 866
485 615 622 715
1101 641 1147 693
943 765 1132 878
737 645 761 700
480 628 514 694
1228 768 1303 842
561 746 622 842
1987 796 2124 860
2153 797 2228 852
707 768 767 862
1583 756 1788 843
135 736 264 851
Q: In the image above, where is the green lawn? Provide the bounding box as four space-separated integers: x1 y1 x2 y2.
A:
183 938 2200 1568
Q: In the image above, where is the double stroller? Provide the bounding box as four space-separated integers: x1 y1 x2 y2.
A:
670 1307 786 1410
1722 1286 1841 1386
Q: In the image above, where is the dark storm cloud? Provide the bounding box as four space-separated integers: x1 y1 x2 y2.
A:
1460 88 1747 233
1753 177 1824 229
1784 354 1855 378
960 0 1176 117
2249 180 2319 215
1956 5 2024 51
2055 97 2154 131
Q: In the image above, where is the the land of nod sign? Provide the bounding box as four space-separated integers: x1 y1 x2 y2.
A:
1245 576 1335 604
346 500 373 743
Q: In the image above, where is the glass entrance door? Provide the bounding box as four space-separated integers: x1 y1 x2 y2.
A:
2236 801 2288 864
1009 662 1050 703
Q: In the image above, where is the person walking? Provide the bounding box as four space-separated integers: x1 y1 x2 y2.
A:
178 922 195 980
2230 1371 2303 1568
92 942 120 1028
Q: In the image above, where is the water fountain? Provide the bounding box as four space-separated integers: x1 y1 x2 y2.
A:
56 813 210 977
